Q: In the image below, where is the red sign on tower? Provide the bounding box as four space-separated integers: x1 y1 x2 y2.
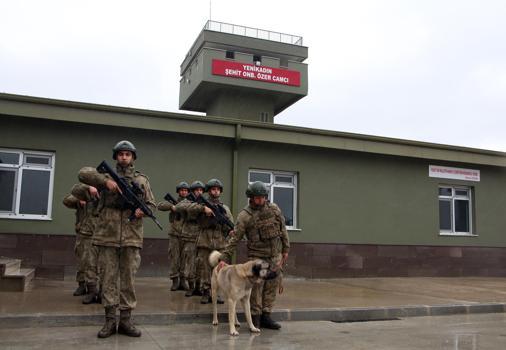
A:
212 59 301 87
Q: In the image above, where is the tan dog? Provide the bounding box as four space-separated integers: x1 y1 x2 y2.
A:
209 250 278 336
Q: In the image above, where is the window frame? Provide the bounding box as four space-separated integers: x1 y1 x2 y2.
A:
438 185 474 236
0 148 55 220
248 169 298 230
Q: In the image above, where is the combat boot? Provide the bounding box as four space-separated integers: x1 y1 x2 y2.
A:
82 283 100 304
184 280 194 297
97 306 117 338
200 289 211 304
73 281 87 296
170 277 180 291
118 309 142 337
177 279 186 291
260 312 281 330
181 278 189 290
192 281 202 296
96 285 102 303
252 314 261 328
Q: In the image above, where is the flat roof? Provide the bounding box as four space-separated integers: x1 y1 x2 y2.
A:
204 20 303 46
1 93 505 167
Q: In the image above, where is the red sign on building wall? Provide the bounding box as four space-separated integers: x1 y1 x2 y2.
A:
212 59 301 87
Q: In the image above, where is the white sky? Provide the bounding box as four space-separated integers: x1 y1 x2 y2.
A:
1 0 505 151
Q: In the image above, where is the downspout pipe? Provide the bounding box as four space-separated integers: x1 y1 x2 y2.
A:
232 123 242 218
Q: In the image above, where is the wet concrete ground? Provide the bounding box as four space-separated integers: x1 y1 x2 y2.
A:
1 313 506 349
2 276 506 316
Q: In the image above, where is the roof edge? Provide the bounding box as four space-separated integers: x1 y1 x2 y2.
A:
1 93 505 164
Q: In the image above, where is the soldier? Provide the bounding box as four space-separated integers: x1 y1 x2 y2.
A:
221 181 290 330
157 181 189 291
196 178 233 304
175 180 208 297
78 140 155 338
62 184 99 303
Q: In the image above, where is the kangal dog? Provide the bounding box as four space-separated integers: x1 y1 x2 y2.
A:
209 250 278 336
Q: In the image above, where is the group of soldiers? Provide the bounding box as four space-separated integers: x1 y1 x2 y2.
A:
158 178 232 304
63 140 290 339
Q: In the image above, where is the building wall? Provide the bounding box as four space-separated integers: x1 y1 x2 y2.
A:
0 116 234 237
1 115 506 278
237 140 506 247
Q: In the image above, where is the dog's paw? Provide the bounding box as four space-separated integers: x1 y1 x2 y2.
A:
250 327 261 333
212 321 218 326
230 330 239 336
235 322 241 328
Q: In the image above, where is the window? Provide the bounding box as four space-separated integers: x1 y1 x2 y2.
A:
438 186 472 235
0 149 55 220
253 55 262 65
248 169 297 229
226 51 235 59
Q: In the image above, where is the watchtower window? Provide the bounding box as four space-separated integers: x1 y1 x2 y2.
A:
253 55 262 65
226 51 235 59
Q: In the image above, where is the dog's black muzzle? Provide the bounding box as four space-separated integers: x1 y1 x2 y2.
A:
264 268 279 280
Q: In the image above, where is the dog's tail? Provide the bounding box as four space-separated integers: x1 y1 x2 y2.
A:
209 250 222 268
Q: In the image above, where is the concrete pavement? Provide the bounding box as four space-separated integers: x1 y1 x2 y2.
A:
1 314 506 349
2 276 506 327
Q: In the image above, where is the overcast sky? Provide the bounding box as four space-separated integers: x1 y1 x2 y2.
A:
1 1 505 151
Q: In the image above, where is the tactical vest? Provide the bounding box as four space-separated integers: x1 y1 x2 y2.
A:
246 203 283 241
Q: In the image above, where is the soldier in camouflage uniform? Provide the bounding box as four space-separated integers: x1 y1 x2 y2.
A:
78 140 155 339
195 179 234 304
175 180 206 297
63 184 99 302
157 181 189 291
222 181 289 330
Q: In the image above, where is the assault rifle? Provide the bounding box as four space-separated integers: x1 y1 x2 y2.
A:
96 160 163 230
187 192 234 231
163 192 178 205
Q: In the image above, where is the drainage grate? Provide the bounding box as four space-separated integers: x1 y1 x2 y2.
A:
332 318 401 323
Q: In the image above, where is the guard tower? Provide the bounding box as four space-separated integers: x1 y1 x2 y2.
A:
179 21 308 122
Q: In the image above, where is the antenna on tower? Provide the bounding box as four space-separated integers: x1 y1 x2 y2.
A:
209 0 212 21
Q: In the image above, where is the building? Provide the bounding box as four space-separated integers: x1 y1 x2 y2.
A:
1 21 505 280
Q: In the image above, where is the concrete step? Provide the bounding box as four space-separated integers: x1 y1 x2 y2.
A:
0 257 21 276
0 268 35 292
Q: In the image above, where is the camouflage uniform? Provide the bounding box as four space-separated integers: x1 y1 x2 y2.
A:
222 201 289 316
157 196 185 281
195 196 233 294
78 164 155 310
174 198 203 289
62 188 98 287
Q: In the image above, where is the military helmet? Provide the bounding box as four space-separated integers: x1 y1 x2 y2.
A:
205 178 223 193
190 180 205 191
112 140 137 160
246 181 269 197
176 181 190 192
